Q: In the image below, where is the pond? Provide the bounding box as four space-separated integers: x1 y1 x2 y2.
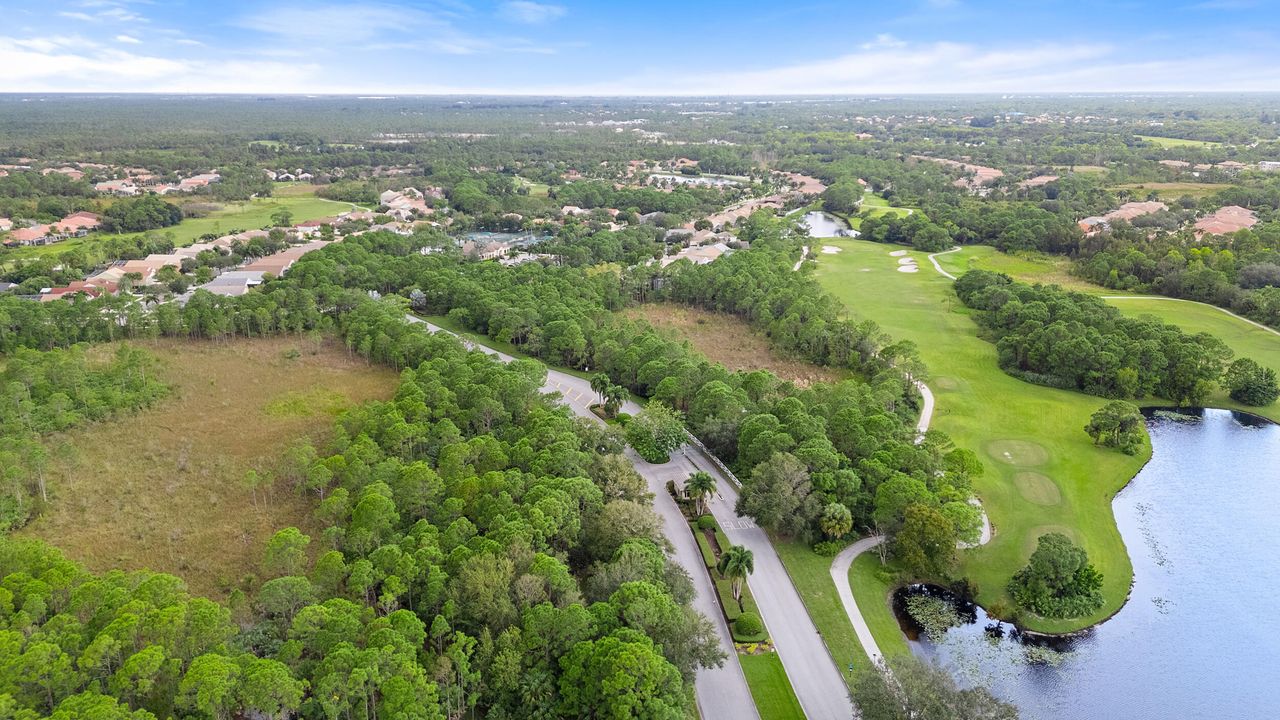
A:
898 408 1280 719
800 211 855 238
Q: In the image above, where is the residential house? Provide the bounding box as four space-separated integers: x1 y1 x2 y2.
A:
49 211 101 237
1195 205 1257 236
95 179 140 196
6 225 53 246
40 279 118 302
0 218 11 232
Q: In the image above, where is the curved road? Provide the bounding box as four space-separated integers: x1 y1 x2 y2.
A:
405 316 762 720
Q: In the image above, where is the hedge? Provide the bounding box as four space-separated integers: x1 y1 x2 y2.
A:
693 528 717 569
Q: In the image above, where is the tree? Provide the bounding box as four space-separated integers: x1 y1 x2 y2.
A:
557 631 686 720
818 501 853 539
263 527 310 578
852 656 1017 720
238 658 305 720
590 373 611 405
736 452 819 538
1223 358 1279 406
178 654 241 720
893 503 956 578
1085 401 1146 454
1008 532 1104 618
270 208 293 228
603 383 627 419
625 402 685 463
718 545 754 604
684 471 716 515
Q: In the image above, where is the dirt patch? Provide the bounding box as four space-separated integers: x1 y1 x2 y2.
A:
19 336 398 599
987 439 1050 466
1014 472 1062 506
624 303 848 387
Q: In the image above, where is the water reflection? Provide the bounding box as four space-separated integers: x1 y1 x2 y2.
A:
800 211 854 238
896 409 1280 719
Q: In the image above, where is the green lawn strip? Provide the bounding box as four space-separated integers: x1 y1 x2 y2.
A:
815 239 1147 634
1134 134 1223 148
739 653 806 720
848 553 910 657
772 538 866 688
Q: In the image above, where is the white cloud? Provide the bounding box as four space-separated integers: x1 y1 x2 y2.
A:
235 3 436 43
860 34 906 50
0 34 324 93
58 11 96 21
493 40 1280 95
498 1 566 24
115 34 141 44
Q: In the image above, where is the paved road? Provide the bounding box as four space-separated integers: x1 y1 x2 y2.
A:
926 245 962 280
678 443 855 720
405 316 760 720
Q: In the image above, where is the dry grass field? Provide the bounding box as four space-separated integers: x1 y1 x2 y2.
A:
18 336 398 599
625 302 850 386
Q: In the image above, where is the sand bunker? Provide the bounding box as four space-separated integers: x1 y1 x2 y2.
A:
897 266 919 273
821 245 842 254
889 250 909 257
897 258 917 265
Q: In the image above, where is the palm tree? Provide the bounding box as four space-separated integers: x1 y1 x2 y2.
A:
590 373 611 405
603 383 627 418
719 544 754 605
685 471 717 516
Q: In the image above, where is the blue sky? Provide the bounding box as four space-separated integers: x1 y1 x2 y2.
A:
2 0 1279 93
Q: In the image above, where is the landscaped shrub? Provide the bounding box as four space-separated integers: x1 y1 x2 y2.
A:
697 515 716 531
813 540 844 556
733 611 765 642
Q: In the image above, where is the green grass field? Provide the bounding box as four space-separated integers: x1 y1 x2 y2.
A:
515 176 550 197
815 239 1148 634
943 246 1280 422
1110 182 1232 201
739 653 806 720
1135 135 1223 148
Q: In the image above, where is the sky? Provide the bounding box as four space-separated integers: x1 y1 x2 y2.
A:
2 0 1280 95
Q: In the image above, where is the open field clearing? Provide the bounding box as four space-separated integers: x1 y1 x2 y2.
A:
815 238 1147 634
1110 181 1233 200
624 302 850 386
18 336 398 599
1134 135 1224 148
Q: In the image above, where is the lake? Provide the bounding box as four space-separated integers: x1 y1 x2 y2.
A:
899 408 1280 719
801 211 854 238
